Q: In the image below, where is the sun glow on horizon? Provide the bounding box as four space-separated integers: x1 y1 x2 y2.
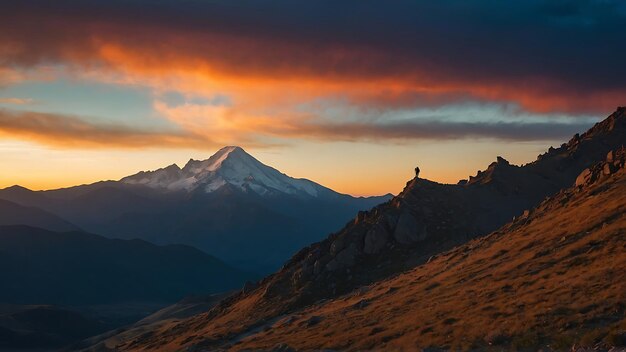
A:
1 1 621 195
0 139 558 197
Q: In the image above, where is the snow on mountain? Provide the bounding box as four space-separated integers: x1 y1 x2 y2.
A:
121 146 331 198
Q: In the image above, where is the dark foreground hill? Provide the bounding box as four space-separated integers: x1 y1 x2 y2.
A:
0 225 252 306
0 305 111 350
213 147 626 351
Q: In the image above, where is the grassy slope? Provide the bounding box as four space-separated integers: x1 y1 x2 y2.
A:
224 164 626 351
119 160 626 351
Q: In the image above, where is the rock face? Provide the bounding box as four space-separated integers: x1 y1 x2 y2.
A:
393 211 425 244
363 223 389 254
224 149 626 351
326 243 359 271
97 108 626 352
576 168 593 187
575 147 626 188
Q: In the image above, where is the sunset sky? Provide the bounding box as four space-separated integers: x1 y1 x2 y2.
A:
1 1 625 196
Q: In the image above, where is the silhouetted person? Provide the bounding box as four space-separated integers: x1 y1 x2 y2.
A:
415 166 420 178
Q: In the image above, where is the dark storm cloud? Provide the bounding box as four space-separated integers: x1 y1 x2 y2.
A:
0 107 592 147
1 0 624 114
272 119 595 142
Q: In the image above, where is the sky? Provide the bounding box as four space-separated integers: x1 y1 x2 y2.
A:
0 1 624 196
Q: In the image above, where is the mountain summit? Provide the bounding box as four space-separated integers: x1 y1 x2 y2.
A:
121 146 330 198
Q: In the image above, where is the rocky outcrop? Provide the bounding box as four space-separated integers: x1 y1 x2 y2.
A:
326 243 359 271
219 106 626 322
262 108 623 296
575 147 626 187
363 223 390 254
227 161 626 351
575 168 593 187
393 210 425 244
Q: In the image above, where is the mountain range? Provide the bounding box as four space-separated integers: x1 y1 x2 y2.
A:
0 199 79 232
0 225 251 306
0 223 256 350
0 146 391 273
0 305 112 350
84 107 626 351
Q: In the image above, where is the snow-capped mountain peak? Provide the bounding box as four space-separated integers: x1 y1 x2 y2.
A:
182 146 242 174
121 146 329 198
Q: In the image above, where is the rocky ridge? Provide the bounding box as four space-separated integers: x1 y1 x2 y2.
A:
237 108 626 305
576 147 626 187
223 146 626 351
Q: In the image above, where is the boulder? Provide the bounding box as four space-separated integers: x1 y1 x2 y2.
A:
383 212 399 228
325 243 359 271
354 211 368 225
393 211 427 244
575 168 591 187
363 223 389 254
330 236 346 255
607 150 615 163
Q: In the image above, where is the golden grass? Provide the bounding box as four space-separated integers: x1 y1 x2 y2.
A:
113 170 626 351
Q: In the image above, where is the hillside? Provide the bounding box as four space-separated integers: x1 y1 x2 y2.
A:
107 147 626 352
0 226 252 306
0 198 78 232
227 107 626 313
0 305 110 350
72 293 231 352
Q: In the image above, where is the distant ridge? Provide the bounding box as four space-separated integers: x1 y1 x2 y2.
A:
0 225 252 305
0 199 78 232
0 147 392 272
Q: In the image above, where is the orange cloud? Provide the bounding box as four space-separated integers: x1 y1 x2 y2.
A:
0 108 214 149
87 40 622 115
2 5 623 116
0 98 33 105
1 1 623 152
